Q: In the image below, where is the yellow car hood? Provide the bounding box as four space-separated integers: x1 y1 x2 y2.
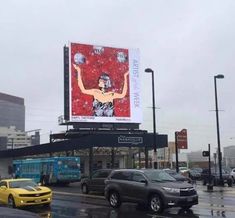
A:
12 186 51 194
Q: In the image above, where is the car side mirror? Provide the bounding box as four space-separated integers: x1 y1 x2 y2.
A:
0 185 7 189
140 179 148 184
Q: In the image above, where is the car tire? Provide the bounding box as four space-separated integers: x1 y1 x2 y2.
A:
109 191 121 208
8 195 16 208
203 180 207 186
232 176 235 184
81 184 89 194
228 179 233 187
149 194 163 214
213 178 217 186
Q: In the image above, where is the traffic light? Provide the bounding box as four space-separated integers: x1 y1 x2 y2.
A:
202 151 209 157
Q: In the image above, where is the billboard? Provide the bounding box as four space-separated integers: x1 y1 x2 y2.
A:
69 42 142 123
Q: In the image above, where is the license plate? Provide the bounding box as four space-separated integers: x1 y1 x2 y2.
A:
35 199 41 203
187 197 193 202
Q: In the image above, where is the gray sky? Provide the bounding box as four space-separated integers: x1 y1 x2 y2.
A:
0 0 235 153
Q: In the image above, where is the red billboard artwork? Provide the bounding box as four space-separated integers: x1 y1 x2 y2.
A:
69 43 140 123
175 129 188 149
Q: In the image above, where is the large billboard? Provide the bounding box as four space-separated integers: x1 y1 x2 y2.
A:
69 42 142 123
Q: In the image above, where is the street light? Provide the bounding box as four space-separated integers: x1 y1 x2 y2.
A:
145 68 157 169
214 74 224 185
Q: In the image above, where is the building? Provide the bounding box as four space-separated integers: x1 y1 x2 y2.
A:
224 146 235 168
187 150 210 168
0 92 40 149
0 92 25 131
0 126 31 150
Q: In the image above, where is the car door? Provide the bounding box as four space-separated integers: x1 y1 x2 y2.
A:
128 172 148 202
111 171 133 201
89 170 110 192
0 181 9 204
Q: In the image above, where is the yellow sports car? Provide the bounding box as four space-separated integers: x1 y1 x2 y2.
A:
0 178 52 208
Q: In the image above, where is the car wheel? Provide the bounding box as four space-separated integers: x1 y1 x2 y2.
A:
228 179 233 187
109 191 121 208
213 179 217 186
232 176 235 184
149 194 163 213
8 195 16 208
203 180 207 186
81 184 89 194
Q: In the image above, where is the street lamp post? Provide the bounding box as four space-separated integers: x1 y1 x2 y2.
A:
145 68 157 169
214 74 224 185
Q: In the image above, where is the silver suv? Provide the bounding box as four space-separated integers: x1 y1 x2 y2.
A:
105 169 198 213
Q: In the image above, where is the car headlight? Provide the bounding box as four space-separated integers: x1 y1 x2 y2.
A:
162 187 180 193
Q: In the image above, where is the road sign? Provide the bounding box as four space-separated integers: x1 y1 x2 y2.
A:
175 129 188 149
202 151 209 157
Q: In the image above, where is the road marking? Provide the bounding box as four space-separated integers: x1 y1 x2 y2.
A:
53 191 105 199
197 202 235 212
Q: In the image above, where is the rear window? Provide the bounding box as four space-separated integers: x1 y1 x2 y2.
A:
111 171 131 180
92 170 111 178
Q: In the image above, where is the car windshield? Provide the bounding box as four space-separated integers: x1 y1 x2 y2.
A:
9 180 38 188
164 170 177 175
144 170 176 182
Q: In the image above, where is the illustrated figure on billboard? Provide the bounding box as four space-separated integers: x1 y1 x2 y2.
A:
73 64 129 117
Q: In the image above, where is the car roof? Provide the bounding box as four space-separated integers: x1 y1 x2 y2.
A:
94 169 113 172
112 169 164 173
1 178 32 182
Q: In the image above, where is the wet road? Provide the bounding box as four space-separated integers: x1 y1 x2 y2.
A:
3 182 235 218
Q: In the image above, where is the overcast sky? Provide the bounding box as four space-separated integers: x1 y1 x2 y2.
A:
0 0 235 153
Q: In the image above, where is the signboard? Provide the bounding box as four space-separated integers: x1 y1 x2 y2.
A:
175 129 188 149
69 42 141 124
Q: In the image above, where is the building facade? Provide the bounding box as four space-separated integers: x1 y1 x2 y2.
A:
0 92 25 131
224 146 235 168
0 126 31 150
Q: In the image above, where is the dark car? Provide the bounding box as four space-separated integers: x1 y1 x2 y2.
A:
81 169 113 194
189 168 202 180
163 169 192 183
105 169 198 214
201 168 233 186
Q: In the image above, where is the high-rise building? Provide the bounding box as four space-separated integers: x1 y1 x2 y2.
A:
0 92 25 131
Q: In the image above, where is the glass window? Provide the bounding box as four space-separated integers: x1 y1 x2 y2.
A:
111 171 131 180
132 173 145 182
92 170 110 178
0 181 7 187
144 170 175 182
106 162 111 169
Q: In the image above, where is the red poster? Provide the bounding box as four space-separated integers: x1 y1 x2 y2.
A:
176 129 188 149
70 43 130 119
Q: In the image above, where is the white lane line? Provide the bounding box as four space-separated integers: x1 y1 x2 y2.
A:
53 191 105 199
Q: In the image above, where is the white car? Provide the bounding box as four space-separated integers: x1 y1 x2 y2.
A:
179 167 189 174
230 168 235 182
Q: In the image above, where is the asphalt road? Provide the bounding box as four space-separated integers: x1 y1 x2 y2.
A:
2 182 235 218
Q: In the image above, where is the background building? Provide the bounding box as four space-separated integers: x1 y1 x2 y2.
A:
187 150 210 168
224 146 235 168
0 92 25 131
0 126 31 150
0 92 40 149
